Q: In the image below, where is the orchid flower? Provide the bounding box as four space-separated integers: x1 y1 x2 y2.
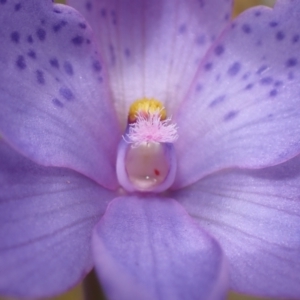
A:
0 0 300 299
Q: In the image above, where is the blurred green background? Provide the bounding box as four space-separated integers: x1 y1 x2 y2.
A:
0 0 278 299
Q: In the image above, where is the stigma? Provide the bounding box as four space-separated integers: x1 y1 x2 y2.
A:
116 98 178 193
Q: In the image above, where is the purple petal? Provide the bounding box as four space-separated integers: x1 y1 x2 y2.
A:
92 196 228 300
173 155 300 298
0 141 115 298
0 0 120 189
175 2 300 188
67 0 233 125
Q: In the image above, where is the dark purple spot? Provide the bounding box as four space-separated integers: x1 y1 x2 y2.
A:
204 62 213 71
93 61 102 72
72 36 84 46
124 48 130 57
79 22 86 29
27 35 33 43
224 13 229 21
11 31 20 43
53 8 62 14
292 34 299 43
269 89 277 97
195 83 203 92
260 77 273 85
286 57 298 67
288 72 294 80
36 28 46 41
109 44 116 65
254 11 261 17
269 21 278 27
274 80 283 87
27 50 36 59
178 24 187 34
53 20 67 32
196 35 206 45
256 65 268 75
245 83 254 90
86 39 91 44
59 87 74 101
101 8 107 17
198 0 205 8
242 72 251 80
256 40 262 47
36 70 45 84
209 95 226 108
228 62 241 76
242 24 251 34
64 61 73 76
52 98 64 107
40 19 46 26
86 1 92 11
276 31 285 41
14 3 21 11
224 110 238 121
50 58 59 68
0 0 7 4
214 45 224 56
16 55 26 70
111 10 117 25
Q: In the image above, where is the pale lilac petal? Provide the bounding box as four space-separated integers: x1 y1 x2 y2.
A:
175 1 300 188
0 0 120 189
92 196 228 300
0 141 115 298
68 0 233 125
173 155 300 298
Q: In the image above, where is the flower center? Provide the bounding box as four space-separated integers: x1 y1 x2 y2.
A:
116 98 178 193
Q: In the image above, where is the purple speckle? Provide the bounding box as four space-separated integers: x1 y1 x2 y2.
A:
256 65 268 75
86 2 92 11
242 24 251 34
274 80 283 87
224 13 230 21
195 83 203 92
109 44 116 65
27 50 36 59
53 8 62 14
72 36 84 46
86 39 91 44
292 34 299 43
79 23 86 29
227 62 241 76
53 20 67 32
195 35 206 46
52 98 64 107
93 61 102 72
269 21 278 27
36 28 46 41
214 45 224 56
245 83 254 90
224 110 238 122
111 10 117 25
124 48 130 58
269 89 278 97
288 72 294 80
59 87 74 101
101 8 107 17
27 35 33 43
204 62 213 71
254 11 261 17
36 70 45 85
50 58 59 68
14 3 21 11
178 24 187 34
276 31 285 41
0 0 7 4
209 95 226 108
16 55 26 70
260 77 273 85
11 31 20 43
64 61 74 76
286 57 298 67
